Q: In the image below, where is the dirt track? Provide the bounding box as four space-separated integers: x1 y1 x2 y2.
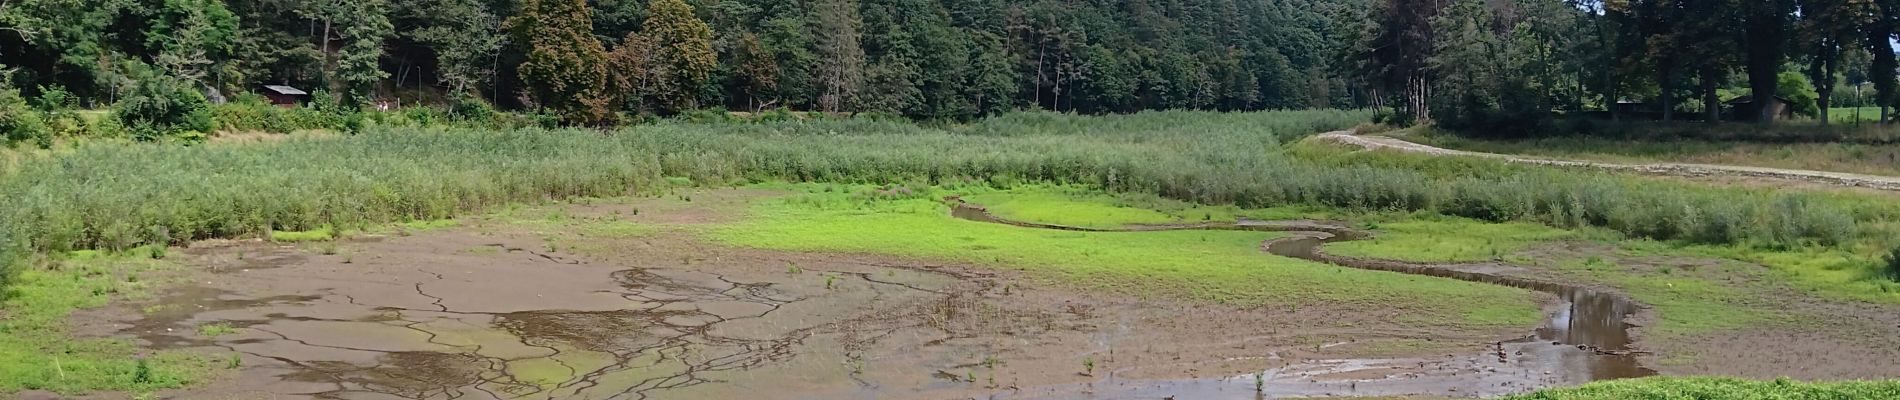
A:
1314 132 1900 192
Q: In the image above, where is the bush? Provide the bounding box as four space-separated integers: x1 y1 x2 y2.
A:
0 86 49 147
116 75 213 141
32 85 75 111
447 94 496 122
1884 247 1900 282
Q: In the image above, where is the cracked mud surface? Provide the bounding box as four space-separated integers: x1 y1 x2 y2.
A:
66 191 1639 399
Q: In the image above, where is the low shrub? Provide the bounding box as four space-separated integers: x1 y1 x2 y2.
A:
1884 247 1900 282
115 75 213 141
0 86 49 147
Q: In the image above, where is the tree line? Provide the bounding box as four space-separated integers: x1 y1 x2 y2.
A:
1 0 1363 125
1347 0 1900 133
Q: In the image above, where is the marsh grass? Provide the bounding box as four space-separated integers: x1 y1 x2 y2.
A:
2 107 1891 309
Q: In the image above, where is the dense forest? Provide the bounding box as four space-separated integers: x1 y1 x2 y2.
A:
1 0 1898 130
0 0 1361 124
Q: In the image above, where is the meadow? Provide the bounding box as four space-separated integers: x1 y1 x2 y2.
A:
3 110 1897 293
4 110 1900 396
1404 127 1900 177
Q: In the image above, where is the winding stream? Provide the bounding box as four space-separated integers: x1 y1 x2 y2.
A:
950 200 1655 397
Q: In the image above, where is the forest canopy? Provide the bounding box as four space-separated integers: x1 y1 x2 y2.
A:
0 0 1363 124
1 0 1895 129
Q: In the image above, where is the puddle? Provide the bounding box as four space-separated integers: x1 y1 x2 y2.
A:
951 201 1655 397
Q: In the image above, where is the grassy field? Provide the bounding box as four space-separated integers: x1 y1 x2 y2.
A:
947 186 1837 338
1830 107 1884 124
1399 126 1900 177
0 250 219 393
1505 377 1900 399
713 183 1541 327
3 111 1900 395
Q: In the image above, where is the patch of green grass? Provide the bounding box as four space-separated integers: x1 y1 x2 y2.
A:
268 228 335 243
1505 377 1900 399
195 324 237 338
1611 273 1772 336
956 187 1794 337
1325 214 1580 263
1621 240 1900 304
960 185 1325 229
961 190 1180 228
0 254 216 393
712 185 1540 328
1829 107 1883 123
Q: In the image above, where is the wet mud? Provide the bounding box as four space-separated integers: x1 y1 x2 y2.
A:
78 193 1652 400
950 200 1656 398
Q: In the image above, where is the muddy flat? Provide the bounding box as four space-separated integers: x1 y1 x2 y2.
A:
60 189 1900 399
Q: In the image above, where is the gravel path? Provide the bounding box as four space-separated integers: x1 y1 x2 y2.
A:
1314 131 1900 192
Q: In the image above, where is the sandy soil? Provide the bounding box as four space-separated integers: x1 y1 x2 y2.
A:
1315 132 1900 192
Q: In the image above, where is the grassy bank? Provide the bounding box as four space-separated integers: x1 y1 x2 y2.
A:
0 251 220 393
712 183 1541 327
948 186 1845 338
1402 128 1900 177
1505 377 1900 399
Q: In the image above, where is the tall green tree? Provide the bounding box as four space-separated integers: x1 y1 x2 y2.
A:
1742 0 1797 122
401 0 504 95
509 0 613 125
640 0 717 113
731 32 779 110
1799 0 1875 124
812 0 864 112
1870 0 1898 121
146 0 239 92
335 0 390 107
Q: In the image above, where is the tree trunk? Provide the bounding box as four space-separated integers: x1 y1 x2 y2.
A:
1872 11 1896 124
1815 37 1838 125
1703 66 1721 123
1745 6 1785 123
1659 62 1675 121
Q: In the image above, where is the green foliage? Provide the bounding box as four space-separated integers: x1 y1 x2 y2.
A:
402 0 504 94
1884 247 1900 282
32 86 74 111
0 255 216 392
114 72 213 141
336 0 394 108
509 0 614 126
1424 0 1576 135
145 0 239 85
0 86 50 147
639 0 718 114
447 94 497 122
1776 71 1821 118
210 98 344 134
